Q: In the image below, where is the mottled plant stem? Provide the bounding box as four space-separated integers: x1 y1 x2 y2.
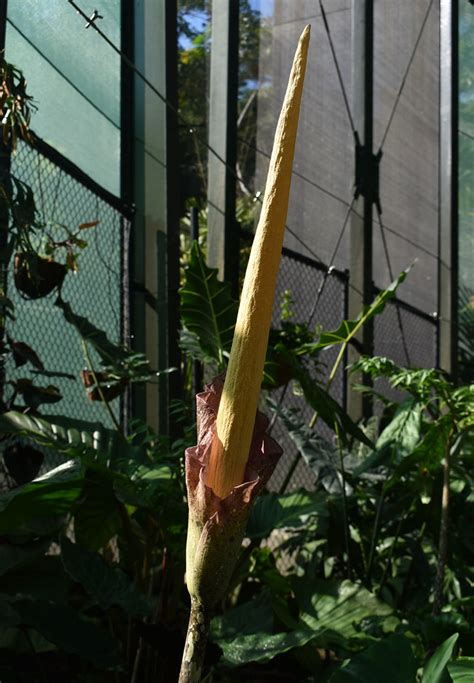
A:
433 445 451 615
178 599 211 683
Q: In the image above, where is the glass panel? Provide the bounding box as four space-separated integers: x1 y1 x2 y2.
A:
5 0 120 196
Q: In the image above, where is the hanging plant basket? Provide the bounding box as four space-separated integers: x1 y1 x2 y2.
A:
14 252 67 300
81 370 127 402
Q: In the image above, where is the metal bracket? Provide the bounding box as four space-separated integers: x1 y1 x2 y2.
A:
354 132 383 214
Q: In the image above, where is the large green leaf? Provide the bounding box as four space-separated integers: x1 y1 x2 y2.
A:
0 411 107 458
74 470 122 550
215 627 317 666
328 634 418 682
180 241 238 369
354 397 422 476
56 297 130 366
449 657 474 682
272 403 355 494
15 598 120 669
294 578 393 646
247 489 328 540
0 539 49 577
0 460 84 533
422 633 459 683
211 591 309 666
211 591 274 641
285 371 373 448
61 537 152 616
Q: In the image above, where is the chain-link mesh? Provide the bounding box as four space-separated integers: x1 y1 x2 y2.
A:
373 293 438 403
5 141 127 431
267 253 439 494
267 250 347 493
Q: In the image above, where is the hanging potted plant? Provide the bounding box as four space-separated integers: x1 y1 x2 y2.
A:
13 216 99 300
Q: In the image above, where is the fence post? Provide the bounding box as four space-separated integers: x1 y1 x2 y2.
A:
438 0 458 378
347 0 374 421
207 0 239 297
130 0 181 433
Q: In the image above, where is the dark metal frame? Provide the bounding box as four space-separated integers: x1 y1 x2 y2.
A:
206 0 240 297
438 0 459 378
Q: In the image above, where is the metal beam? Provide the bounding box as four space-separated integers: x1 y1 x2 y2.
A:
131 0 181 432
347 0 374 421
207 0 239 296
438 0 458 378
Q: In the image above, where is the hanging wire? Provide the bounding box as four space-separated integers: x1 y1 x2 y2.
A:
7 19 120 131
238 135 351 208
377 0 435 153
319 0 357 139
459 128 474 142
308 196 355 326
66 0 334 268
375 208 411 366
268 195 356 437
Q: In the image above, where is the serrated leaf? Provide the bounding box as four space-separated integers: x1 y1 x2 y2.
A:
180 241 238 369
354 397 422 476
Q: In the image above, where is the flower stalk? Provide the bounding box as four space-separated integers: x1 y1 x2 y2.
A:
179 25 311 683
207 24 311 499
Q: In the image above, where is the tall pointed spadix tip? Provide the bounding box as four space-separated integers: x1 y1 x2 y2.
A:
206 25 311 499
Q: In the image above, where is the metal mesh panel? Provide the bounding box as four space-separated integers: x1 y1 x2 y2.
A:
267 250 347 492
5 141 126 428
373 295 438 405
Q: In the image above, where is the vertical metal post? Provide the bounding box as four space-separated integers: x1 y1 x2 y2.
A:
131 0 180 433
0 0 10 410
207 0 239 296
165 0 182 437
190 207 203 403
121 0 135 429
347 0 374 421
438 0 458 378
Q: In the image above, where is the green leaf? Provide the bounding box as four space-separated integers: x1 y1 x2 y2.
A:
15 598 120 669
56 296 131 366
422 633 459 683
291 369 373 447
211 591 273 642
354 397 422 476
273 403 354 494
180 241 238 369
0 539 49 577
60 537 152 616
211 591 316 667
0 597 21 627
329 634 418 682
315 268 410 351
0 460 84 533
0 410 99 456
215 627 317 666
179 325 216 364
294 578 393 646
449 658 474 682
247 489 328 539
74 470 122 550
